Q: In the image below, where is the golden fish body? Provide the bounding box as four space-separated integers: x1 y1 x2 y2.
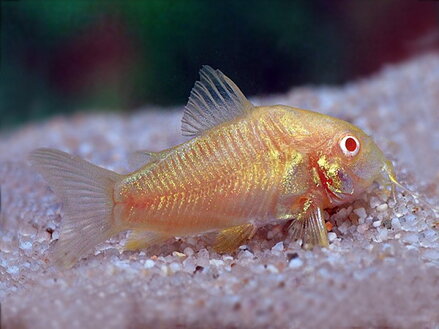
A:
119 104 385 229
116 106 306 235
30 66 398 267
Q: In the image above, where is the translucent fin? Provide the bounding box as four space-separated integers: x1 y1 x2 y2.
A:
128 150 158 169
124 230 171 251
181 65 253 137
28 148 123 268
128 146 178 170
214 223 257 253
289 208 329 249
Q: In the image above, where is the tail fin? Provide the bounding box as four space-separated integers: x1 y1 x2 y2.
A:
29 148 123 268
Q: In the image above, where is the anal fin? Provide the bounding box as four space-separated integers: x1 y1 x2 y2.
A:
124 230 171 251
214 223 257 253
289 207 329 249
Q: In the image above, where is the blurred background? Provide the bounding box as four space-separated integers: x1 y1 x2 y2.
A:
0 0 438 130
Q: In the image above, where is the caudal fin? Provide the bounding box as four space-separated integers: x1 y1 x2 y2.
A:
29 148 123 268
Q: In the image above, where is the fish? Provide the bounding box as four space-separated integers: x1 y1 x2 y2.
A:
29 65 429 268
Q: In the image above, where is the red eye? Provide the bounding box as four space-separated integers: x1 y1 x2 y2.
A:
345 137 357 152
340 135 360 157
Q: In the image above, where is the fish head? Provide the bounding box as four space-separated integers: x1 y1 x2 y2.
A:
312 115 438 217
313 118 395 205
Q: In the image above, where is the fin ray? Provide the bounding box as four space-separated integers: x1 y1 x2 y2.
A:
29 148 123 268
128 147 177 170
182 65 253 137
214 223 257 253
124 230 171 251
289 207 329 248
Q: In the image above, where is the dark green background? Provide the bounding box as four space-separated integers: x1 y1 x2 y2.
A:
0 0 437 129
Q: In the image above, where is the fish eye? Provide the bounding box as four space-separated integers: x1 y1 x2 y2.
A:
340 135 360 157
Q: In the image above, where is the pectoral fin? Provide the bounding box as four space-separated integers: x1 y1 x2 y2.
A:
124 230 171 251
214 223 257 253
289 207 329 249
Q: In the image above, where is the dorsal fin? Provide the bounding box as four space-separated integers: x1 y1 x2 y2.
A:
181 65 253 137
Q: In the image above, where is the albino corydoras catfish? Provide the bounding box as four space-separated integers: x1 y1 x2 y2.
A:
30 66 419 268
